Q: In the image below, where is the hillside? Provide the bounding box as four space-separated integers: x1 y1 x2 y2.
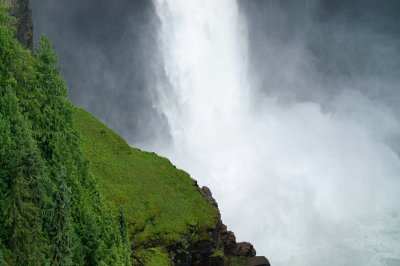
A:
73 108 267 265
73 108 219 263
1 0 269 264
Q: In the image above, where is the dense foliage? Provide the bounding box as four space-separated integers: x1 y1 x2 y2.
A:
0 1 131 264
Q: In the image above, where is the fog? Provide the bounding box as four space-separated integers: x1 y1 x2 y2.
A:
31 0 400 265
31 0 169 144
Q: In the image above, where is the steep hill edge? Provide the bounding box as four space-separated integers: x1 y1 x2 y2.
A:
73 107 270 265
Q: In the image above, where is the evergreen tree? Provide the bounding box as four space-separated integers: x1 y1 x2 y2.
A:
32 36 129 265
50 168 74 266
0 240 9 266
0 1 132 264
0 86 46 265
119 209 132 265
7 168 44 265
0 3 47 263
31 36 90 264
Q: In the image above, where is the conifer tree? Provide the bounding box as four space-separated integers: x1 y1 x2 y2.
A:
0 86 46 265
0 240 8 266
0 3 46 263
32 36 126 265
32 36 91 264
0 1 132 264
119 209 132 265
51 168 74 266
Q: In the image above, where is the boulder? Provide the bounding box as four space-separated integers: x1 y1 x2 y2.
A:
246 256 271 266
234 242 256 257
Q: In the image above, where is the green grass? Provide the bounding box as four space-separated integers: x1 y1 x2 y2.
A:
225 256 246 266
73 108 219 249
135 247 172 266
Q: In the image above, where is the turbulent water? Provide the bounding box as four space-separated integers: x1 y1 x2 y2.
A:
153 0 400 265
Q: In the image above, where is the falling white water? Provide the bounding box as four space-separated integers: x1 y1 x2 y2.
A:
153 0 400 265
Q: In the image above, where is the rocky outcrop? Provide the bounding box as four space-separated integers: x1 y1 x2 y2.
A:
234 242 257 257
202 186 257 257
246 256 271 266
165 185 270 265
202 186 218 208
201 186 270 266
7 0 33 49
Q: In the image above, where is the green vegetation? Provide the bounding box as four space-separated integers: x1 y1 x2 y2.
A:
73 108 219 261
0 1 130 264
135 247 172 266
225 256 247 266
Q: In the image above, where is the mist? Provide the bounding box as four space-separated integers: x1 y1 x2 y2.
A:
31 0 400 265
31 0 169 145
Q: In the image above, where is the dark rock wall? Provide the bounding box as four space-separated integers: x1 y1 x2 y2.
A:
204 186 270 266
7 0 33 49
163 186 261 265
173 186 270 266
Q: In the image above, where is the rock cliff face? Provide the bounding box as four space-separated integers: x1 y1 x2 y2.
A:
165 185 270 265
201 186 257 257
7 0 33 49
201 186 270 266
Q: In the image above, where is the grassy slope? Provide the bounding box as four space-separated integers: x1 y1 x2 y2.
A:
73 108 218 252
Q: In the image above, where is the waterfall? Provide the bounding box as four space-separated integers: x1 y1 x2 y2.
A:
153 0 249 147
153 0 400 265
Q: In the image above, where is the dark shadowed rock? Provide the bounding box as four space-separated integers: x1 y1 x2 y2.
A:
246 256 271 266
7 0 33 49
166 186 268 265
219 223 237 253
201 186 218 208
200 186 270 264
234 242 256 257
